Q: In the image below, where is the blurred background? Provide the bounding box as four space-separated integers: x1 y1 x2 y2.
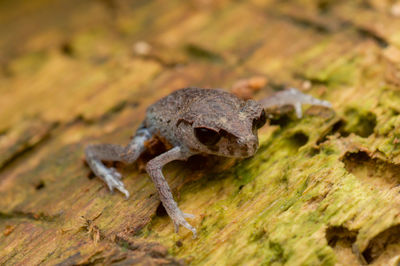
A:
1 0 400 129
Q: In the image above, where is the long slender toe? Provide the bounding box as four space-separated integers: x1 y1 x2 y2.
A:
186 224 197 239
183 213 195 219
103 170 129 198
294 103 303 118
119 187 130 199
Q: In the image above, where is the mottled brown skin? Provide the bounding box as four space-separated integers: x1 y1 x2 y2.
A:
85 87 332 237
145 88 263 158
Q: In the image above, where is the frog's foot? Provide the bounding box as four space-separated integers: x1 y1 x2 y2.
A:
286 88 332 118
172 211 197 238
109 167 122 180
259 88 332 118
103 168 130 199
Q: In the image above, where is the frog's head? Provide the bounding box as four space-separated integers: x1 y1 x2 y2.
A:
176 91 266 158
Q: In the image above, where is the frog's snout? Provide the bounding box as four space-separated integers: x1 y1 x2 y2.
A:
237 135 258 158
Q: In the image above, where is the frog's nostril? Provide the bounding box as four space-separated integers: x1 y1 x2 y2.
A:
237 137 246 145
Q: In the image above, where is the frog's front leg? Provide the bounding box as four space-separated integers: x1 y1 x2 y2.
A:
85 127 152 198
259 88 332 118
146 146 197 237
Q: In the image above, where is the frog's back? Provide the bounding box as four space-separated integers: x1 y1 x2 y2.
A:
144 88 236 145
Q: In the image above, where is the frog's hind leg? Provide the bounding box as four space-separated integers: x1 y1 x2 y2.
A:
259 88 332 118
85 127 152 198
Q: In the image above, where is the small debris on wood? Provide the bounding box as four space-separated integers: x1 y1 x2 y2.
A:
3 225 16 236
231 76 268 100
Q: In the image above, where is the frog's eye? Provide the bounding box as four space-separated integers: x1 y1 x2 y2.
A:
194 127 221 146
253 110 267 130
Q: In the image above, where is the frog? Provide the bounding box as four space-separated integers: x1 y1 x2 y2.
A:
85 87 332 238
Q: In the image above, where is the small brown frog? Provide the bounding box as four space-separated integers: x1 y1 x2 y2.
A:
85 87 331 237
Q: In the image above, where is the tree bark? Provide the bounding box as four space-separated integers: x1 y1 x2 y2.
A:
1 0 400 265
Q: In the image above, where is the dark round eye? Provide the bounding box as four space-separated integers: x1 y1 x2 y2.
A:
194 127 221 146
253 110 267 130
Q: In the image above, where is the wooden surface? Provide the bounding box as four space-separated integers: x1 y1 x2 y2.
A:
1 0 400 265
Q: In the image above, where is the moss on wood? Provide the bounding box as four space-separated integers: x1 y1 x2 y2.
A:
1 0 400 265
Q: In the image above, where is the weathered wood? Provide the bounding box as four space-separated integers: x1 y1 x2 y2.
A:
1 0 400 265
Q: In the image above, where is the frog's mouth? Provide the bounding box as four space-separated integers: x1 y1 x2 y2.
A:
205 136 259 159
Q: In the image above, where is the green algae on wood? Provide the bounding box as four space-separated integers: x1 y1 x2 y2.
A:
2 0 400 265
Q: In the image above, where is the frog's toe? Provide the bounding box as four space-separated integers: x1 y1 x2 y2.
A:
294 102 303 118
109 167 122 180
173 215 197 238
180 221 197 239
104 170 130 198
183 213 195 219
